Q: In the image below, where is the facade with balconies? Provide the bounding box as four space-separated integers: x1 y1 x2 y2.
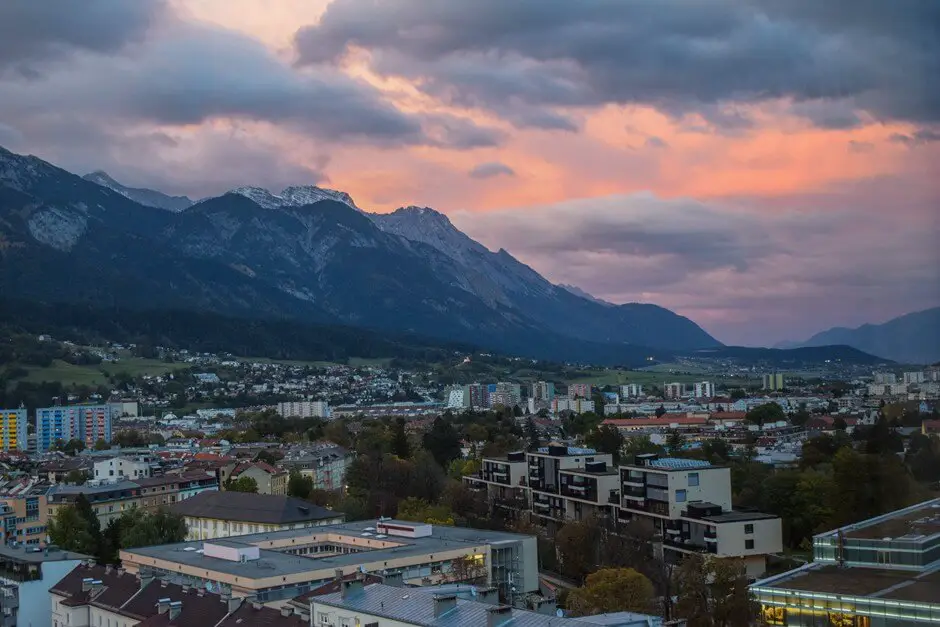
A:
463 451 529 514
525 446 613 526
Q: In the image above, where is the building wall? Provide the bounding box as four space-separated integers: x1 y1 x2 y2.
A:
714 518 783 561
0 409 27 451
184 516 344 541
235 466 288 495
36 405 113 452
0 495 47 546
13 560 84 627
94 458 151 481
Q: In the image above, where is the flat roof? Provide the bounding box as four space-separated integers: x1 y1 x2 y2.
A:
562 468 619 477
0 545 90 563
754 564 940 605
123 520 533 581
842 500 940 540
700 511 779 523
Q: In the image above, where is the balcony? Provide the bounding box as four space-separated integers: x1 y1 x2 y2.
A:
607 491 620 505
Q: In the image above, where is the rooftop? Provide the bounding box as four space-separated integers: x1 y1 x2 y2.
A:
645 457 712 471
122 519 535 582
700 510 780 523
753 564 940 605
0 544 90 564
839 500 940 541
168 490 342 525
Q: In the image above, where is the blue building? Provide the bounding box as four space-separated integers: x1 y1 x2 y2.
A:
35 405 113 452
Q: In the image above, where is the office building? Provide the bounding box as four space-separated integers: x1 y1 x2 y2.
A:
0 408 26 452
36 404 113 452
693 381 715 398
309 582 664 627
568 383 591 399
0 545 89 627
490 382 522 409
120 519 540 604
170 490 344 540
277 400 331 419
621 383 644 398
751 498 940 626
762 373 786 392
663 382 684 399
530 381 556 402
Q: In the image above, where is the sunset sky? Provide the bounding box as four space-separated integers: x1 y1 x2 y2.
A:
1 0 937 346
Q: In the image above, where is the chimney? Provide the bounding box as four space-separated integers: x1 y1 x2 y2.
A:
81 577 94 592
334 568 344 583
486 605 515 627
382 571 404 587
477 587 499 605
280 607 294 618
433 594 457 618
169 600 183 620
157 598 172 614
341 577 364 599
226 595 243 614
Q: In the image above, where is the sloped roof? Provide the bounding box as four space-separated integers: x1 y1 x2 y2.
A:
168 490 342 524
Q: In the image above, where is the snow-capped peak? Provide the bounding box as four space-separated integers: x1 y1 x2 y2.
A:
228 185 359 211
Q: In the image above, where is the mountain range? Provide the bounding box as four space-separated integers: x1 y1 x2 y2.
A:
778 308 940 364
0 145 887 366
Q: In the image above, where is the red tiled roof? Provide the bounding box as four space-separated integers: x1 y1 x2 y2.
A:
603 416 708 428
710 411 747 420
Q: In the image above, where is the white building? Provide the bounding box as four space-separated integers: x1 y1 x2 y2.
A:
277 400 331 419
446 387 467 409
93 456 152 481
903 371 926 385
663 382 684 399
693 381 715 398
873 372 898 384
620 384 644 398
551 397 595 414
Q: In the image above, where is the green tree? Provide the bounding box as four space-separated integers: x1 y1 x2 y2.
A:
224 476 259 493
94 438 111 451
119 507 188 549
745 403 785 427
288 472 314 499
832 416 848 431
255 449 281 465
48 504 99 556
391 417 412 459
525 416 540 452
64 469 89 485
556 517 602 582
710 559 758 627
666 430 685 454
423 417 462 467
585 424 624 464
396 497 455 525
567 568 656 616
674 554 711 627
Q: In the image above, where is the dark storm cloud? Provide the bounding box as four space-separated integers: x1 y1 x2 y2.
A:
468 162 515 179
890 129 940 147
295 0 940 127
0 0 166 72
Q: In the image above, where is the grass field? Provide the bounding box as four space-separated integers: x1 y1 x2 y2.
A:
16 357 177 388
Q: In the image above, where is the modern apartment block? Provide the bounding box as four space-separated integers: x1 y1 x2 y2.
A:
277 400 331 419
0 483 49 547
663 382 684 399
0 408 26 452
762 373 786 391
568 383 591 399
693 381 715 398
751 498 940 626
490 382 522 408
530 381 556 402
621 383 644 398
465 449 782 579
35 404 113 452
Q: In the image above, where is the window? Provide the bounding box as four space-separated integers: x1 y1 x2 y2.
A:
744 524 754 534
745 539 754 550
688 472 699 487
675 489 687 503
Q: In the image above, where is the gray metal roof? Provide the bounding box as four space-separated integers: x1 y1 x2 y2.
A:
313 583 618 627
124 519 534 581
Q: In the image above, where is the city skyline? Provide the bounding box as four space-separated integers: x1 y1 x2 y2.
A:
1 1 937 345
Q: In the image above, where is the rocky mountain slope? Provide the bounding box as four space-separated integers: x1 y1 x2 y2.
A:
1 145 724 363
82 171 193 212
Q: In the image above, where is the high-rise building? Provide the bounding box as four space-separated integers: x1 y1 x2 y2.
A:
663 382 684 399
276 400 331 419
0 407 27 451
620 383 643 398
693 381 715 398
36 404 113 452
491 382 522 408
762 373 786 391
466 383 487 409
903 371 926 385
530 381 556 402
873 371 897 385
568 383 591 399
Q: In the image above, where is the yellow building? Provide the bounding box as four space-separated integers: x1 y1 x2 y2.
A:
0 408 27 451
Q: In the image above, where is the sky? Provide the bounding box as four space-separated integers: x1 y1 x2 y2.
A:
0 0 938 346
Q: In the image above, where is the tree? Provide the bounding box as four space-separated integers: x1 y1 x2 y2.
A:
48 504 99 556
729 388 747 400
391 417 412 459
224 476 258 493
288 472 314 499
655 405 667 418
255 449 281 465
745 403 785 427
567 568 656 616
64 469 89 485
449 554 487 584
525 416 540 452
119 507 188 549
585 424 624 464
409 451 446 502
791 403 811 427
423 417 462 467
674 554 712 627
832 416 848 431
447 458 481 480
666 430 685 454
556 517 602 582
396 497 455 525
94 438 111 451
710 559 757 627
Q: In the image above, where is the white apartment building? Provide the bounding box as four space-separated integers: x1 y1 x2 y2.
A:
873 372 898 384
620 384 644 398
93 456 152 481
903 371 926 385
663 382 684 399
867 383 909 397
693 381 715 398
277 400 331 419
446 386 467 409
551 397 595 414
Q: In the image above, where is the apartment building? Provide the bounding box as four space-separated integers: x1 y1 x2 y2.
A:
621 384 644 398
763 373 786 391
0 545 89 627
0 483 49 547
170 491 344 541
664 382 684 399
93 456 153 481
46 480 142 525
225 461 288 495
464 452 529 515
277 400 331 419
526 446 615 525
36 405 113 452
0 408 26 452
568 383 591 399
751 498 940 626
616 454 781 578
490 382 522 408
693 381 715 398
280 446 351 491
121 519 539 604
136 472 219 510
551 397 595 415
530 381 556 402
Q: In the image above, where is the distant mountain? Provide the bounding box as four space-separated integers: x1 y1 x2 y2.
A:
1 144 878 366
560 284 614 307
82 171 193 212
792 308 940 364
